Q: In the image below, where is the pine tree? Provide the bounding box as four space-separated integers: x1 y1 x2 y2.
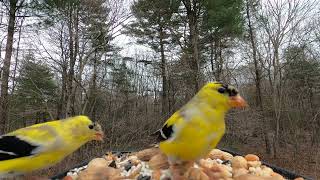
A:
125 0 176 115
202 0 244 81
13 52 57 122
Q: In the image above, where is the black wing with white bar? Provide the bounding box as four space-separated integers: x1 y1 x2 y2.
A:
0 136 38 161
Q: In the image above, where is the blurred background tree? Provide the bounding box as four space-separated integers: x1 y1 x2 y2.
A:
11 52 57 128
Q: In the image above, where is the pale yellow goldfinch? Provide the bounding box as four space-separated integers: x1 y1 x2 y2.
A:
155 82 247 162
0 115 104 177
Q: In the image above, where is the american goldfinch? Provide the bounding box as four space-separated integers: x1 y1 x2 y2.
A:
155 82 247 162
0 115 104 177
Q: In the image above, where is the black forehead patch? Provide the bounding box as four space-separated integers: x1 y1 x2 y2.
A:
222 84 238 96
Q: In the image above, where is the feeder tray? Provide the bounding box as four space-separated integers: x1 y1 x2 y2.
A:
51 149 312 180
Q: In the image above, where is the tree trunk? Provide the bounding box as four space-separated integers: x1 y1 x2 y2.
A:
273 45 281 158
183 0 200 94
246 0 263 109
265 132 275 157
66 5 76 117
75 54 84 116
210 38 215 80
0 0 17 134
214 37 222 81
11 17 24 95
71 8 79 114
189 16 200 93
57 25 68 119
90 50 98 121
159 26 168 116
57 63 68 119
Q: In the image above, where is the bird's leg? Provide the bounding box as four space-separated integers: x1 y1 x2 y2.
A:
167 156 181 165
195 159 201 166
168 157 194 180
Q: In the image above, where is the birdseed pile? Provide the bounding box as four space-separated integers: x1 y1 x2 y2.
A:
61 148 304 180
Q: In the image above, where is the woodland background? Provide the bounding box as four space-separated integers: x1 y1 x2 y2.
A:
0 0 319 178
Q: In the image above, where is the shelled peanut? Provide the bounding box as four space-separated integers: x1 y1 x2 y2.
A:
62 148 304 180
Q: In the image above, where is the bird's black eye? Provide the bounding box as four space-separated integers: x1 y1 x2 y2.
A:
88 124 94 129
218 87 226 94
230 89 238 96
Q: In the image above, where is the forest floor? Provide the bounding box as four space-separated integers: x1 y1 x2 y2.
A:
221 111 320 179
222 136 320 179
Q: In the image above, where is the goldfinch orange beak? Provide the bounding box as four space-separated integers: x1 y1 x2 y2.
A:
92 123 104 141
94 131 104 141
229 95 248 108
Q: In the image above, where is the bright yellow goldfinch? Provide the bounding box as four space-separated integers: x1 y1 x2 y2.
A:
156 82 247 161
0 115 104 177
